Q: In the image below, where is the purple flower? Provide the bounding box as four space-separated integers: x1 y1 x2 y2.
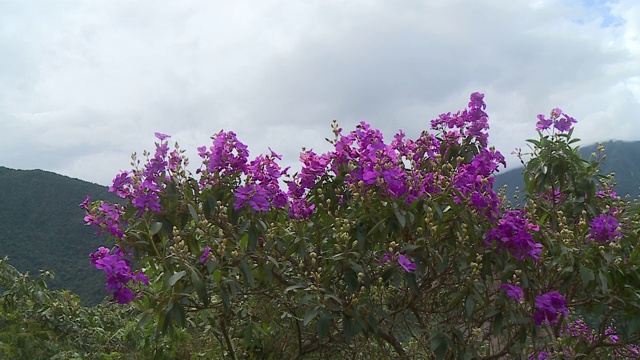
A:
82 201 126 238
536 114 553 131
554 114 577 132
398 254 416 272
90 246 148 304
155 132 171 140
378 253 393 265
588 214 622 243
500 283 524 302
200 246 211 264
109 171 132 198
485 210 542 261
605 327 619 343
533 291 568 325
79 195 91 210
529 352 550 360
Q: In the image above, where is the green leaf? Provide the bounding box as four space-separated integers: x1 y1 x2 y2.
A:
220 287 230 313
492 312 503 337
248 226 258 251
465 294 475 321
150 222 163 236
187 203 199 224
344 270 358 292
580 265 594 287
212 269 222 283
303 306 320 326
599 271 609 295
431 333 448 360
238 260 255 288
239 233 249 250
436 252 448 273
406 272 419 294
284 284 305 293
190 271 209 306
393 206 406 228
167 270 186 287
342 314 362 343
318 313 331 339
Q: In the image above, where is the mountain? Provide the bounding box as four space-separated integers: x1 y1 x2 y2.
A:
0 166 117 305
493 140 640 202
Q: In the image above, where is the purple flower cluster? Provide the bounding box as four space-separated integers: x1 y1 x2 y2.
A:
234 149 288 212
451 148 505 219
533 291 568 325
198 130 249 185
283 93 504 218
80 196 125 238
485 210 542 261
108 132 176 215
90 246 149 304
528 352 550 360
430 92 490 147
535 108 577 133
566 319 640 357
588 213 622 243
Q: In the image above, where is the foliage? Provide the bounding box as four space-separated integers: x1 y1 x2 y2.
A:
494 140 640 202
79 94 640 359
0 256 224 359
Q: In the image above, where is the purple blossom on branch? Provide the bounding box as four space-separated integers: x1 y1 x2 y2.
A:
529 352 550 360
378 253 393 265
154 132 171 141
485 210 542 261
90 246 148 304
398 254 416 272
554 114 577 132
500 283 524 302
588 214 622 243
536 114 553 131
200 246 211 264
533 291 568 325
535 108 577 133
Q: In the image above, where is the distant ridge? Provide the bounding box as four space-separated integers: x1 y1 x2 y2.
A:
0 166 118 305
493 140 640 202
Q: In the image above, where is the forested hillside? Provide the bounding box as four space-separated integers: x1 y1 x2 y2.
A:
0 166 117 305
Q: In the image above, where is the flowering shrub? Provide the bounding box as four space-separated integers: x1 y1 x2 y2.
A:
82 93 640 358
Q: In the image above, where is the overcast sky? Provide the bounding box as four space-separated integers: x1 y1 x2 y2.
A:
0 0 638 186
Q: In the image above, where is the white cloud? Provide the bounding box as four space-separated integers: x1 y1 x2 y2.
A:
0 0 638 185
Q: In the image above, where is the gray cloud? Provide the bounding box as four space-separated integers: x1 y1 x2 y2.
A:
0 0 638 185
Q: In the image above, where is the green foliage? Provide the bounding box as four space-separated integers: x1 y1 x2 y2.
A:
495 140 640 202
0 257 224 359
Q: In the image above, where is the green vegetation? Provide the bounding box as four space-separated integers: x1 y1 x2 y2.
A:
494 140 640 202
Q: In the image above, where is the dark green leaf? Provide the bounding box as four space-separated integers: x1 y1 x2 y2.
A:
150 222 163 236
167 270 186 287
303 306 320 326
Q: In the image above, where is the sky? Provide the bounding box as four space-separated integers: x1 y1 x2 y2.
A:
0 0 638 186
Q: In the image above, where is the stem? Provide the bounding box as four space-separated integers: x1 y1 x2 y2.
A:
379 329 406 357
220 319 237 360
